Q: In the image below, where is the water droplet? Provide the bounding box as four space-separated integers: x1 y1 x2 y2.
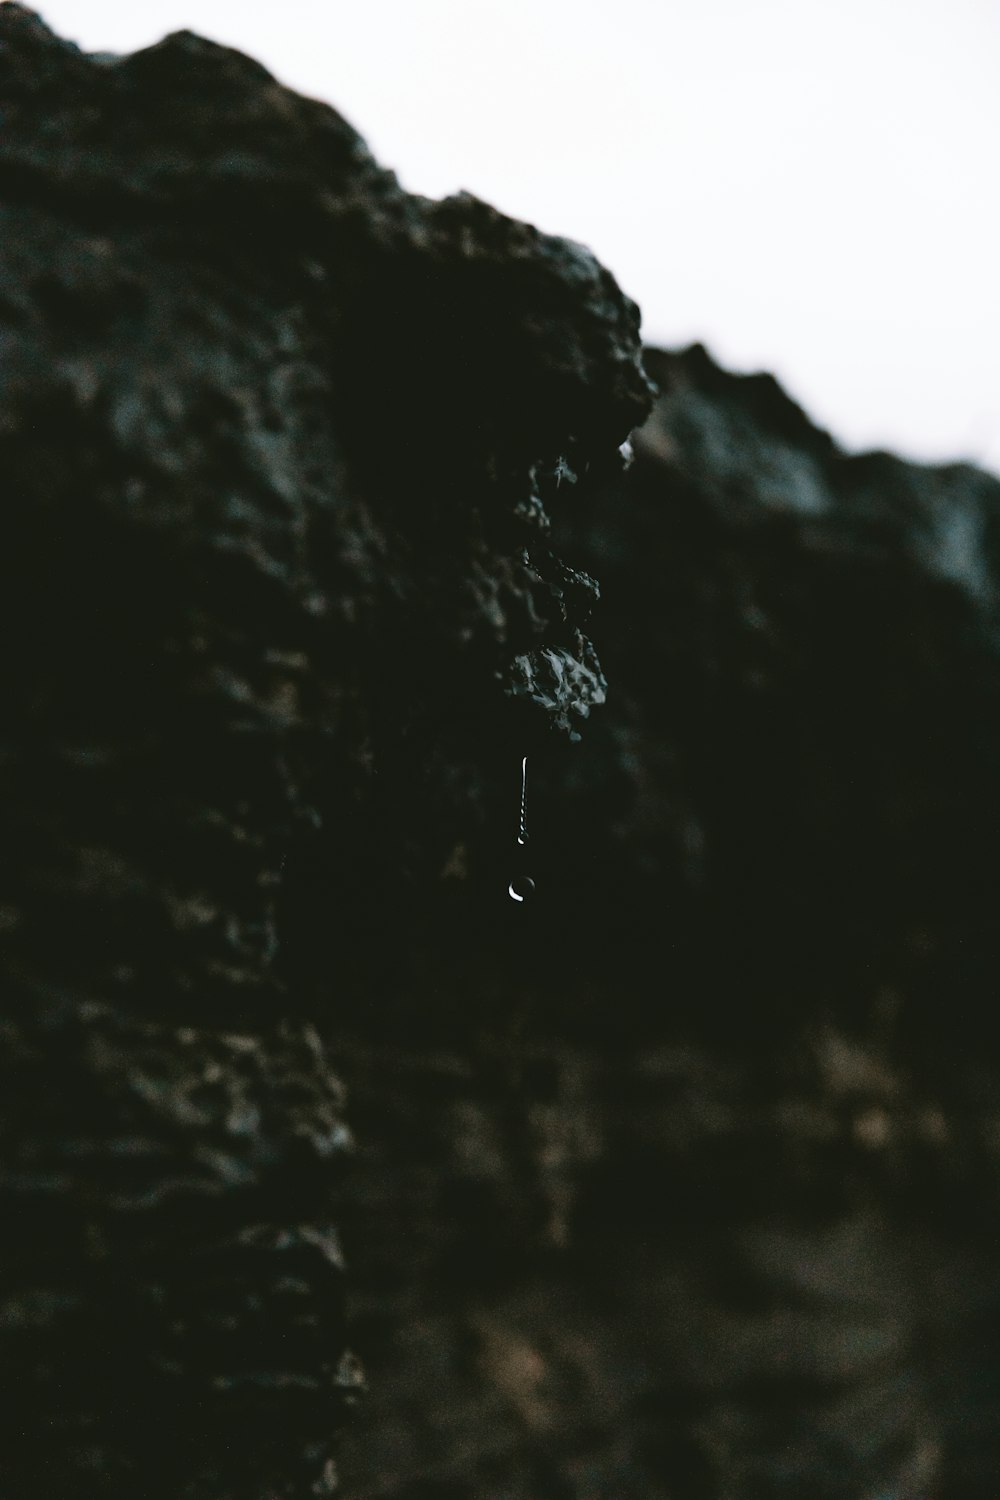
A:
506 756 534 903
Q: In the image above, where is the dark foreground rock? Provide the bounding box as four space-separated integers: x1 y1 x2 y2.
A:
0 8 647 1497
3 9 1000 1500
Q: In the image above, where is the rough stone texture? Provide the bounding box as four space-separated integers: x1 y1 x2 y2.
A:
0 8 647 1497
5 8 1000 1500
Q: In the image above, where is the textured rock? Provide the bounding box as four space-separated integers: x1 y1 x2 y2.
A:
6 7 1000 1499
333 348 1000 1500
0 8 648 1497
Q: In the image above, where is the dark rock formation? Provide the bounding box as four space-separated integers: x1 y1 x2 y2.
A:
4 8 1000 1500
333 348 1000 1500
0 8 647 1497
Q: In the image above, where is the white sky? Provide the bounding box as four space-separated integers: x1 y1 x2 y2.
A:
21 0 1000 476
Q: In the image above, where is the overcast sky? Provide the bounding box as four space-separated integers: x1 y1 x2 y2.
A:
25 0 1000 476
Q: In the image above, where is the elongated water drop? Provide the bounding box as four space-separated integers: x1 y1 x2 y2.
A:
508 756 535 902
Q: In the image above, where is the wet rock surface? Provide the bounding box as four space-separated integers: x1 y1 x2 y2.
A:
3 8 1000 1500
0 8 646 1497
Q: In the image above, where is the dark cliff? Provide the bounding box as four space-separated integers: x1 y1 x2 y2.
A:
333 347 1000 1500
3 9 1000 1500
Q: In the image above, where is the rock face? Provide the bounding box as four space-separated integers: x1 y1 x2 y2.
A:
489 345 1000 1500
0 9 648 1497
4 9 1000 1500
328 348 1000 1500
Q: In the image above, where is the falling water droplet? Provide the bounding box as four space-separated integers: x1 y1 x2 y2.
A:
508 756 534 901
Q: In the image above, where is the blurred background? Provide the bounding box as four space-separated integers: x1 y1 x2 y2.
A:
25 0 1000 475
